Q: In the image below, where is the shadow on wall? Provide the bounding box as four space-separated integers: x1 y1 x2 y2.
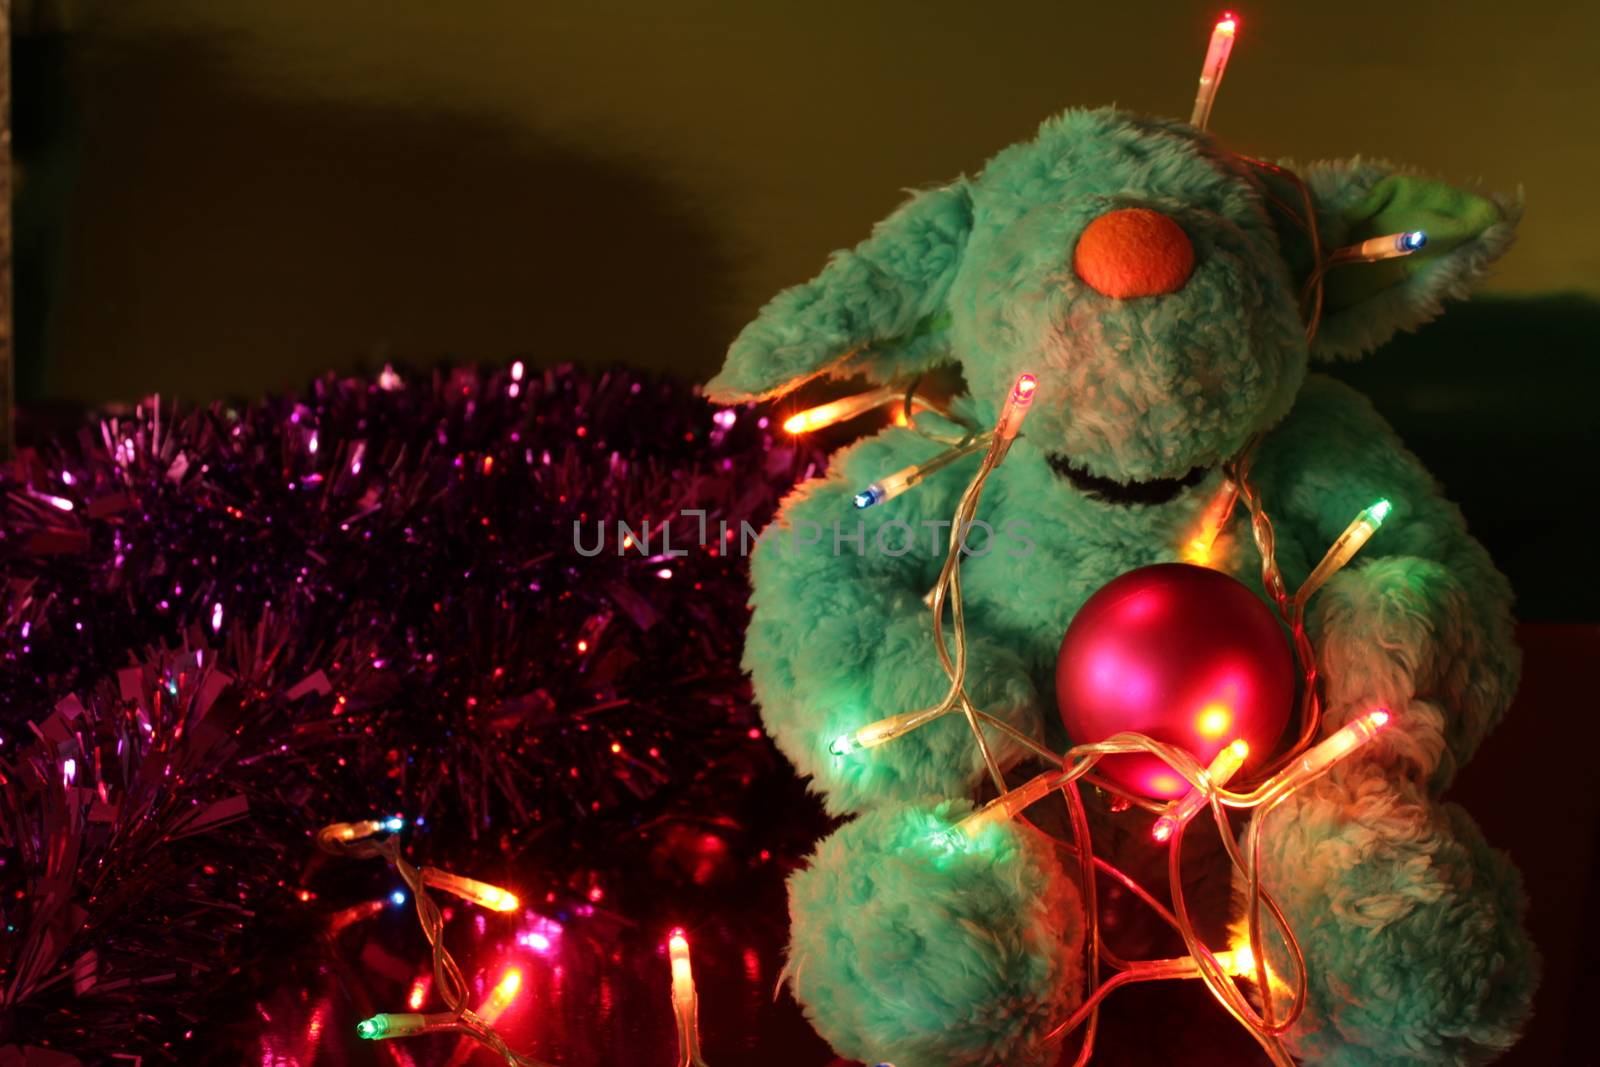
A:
25 28 737 406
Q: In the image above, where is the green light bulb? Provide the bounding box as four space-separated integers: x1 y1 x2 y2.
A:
1367 499 1393 524
356 1015 389 1040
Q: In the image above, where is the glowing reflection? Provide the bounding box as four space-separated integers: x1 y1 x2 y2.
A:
1196 703 1233 738
477 967 523 1026
1147 772 1184 797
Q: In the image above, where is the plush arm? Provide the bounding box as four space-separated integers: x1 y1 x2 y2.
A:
1254 375 1519 791
744 423 1042 815
1243 376 1537 1063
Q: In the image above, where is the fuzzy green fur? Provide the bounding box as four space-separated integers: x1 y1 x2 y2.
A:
786 800 1082 1067
713 106 1537 1064
1246 761 1537 1065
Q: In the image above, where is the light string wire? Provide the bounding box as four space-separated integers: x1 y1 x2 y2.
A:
316 823 558 1067
314 19 1428 1058
313 195 1409 1067
1225 441 1325 782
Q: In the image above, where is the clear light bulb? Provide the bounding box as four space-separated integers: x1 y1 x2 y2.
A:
1190 12 1240 130
829 706 946 756
782 385 902 434
1283 708 1392 788
853 435 991 509
420 868 520 912
1296 498 1394 602
1152 740 1249 842
355 1013 427 1041
1180 477 1240 566
943 766 1068 847
1344 231 1429 263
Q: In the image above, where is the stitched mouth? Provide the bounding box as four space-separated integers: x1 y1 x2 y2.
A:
1046 453 1210 506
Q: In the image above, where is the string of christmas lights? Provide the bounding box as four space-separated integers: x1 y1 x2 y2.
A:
309 14 1435 1064
779 13 1436 1045
319 814 716 1067
318 817 559 1066
818 374 1397 1066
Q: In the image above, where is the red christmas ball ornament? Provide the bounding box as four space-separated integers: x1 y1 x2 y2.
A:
1056 563 1293 799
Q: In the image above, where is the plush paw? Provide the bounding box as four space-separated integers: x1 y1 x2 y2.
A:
1243 761 1538 1065
787 800 1083 1067
1312 555 1519 790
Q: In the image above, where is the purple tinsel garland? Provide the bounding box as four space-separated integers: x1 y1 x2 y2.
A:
0 362 829 1062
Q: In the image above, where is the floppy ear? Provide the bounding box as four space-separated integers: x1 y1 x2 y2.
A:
705 180 974 403
1302 159 1520 360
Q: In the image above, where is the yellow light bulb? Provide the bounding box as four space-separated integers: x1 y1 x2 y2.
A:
781 385 901 435
669 929 694 996
1152 739 1249 843
475 967 524 1026
942 766 1067 848
1219 944 1254 976
420 868 520 912
1180 478 1239 567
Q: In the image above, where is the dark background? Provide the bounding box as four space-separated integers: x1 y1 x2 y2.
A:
8 1 1598 1063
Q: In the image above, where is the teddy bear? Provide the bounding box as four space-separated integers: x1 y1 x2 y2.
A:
704 106 1537 1066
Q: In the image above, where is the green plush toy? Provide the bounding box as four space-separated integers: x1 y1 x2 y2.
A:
706 103 1536 1066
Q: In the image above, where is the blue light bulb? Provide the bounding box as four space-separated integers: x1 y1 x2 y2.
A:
853 484 886 509
382 815 405 833
1398 230 1427 253
390 889 408 906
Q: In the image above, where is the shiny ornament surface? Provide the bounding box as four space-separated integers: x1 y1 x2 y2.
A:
1056 563 1293 799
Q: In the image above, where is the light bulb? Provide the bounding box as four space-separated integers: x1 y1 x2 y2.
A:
852 435 991 509
854 485 886 509
1296 498 1394 602
1283 708 1392 788
1180 478 1240 566
321 817 392 843
1190 12 1240 130
355 1013 427 1041
1151 740 1249 842
829 706 945 757
990 373 1040 465
421 868 520 912
782 385 901 434
996 374 1038 443
476 967 524 1025
943 767 1067 847
669 928 694 996
1341 232 1431 264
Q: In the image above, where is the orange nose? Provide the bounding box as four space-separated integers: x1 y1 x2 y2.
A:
1073 208 1195 299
